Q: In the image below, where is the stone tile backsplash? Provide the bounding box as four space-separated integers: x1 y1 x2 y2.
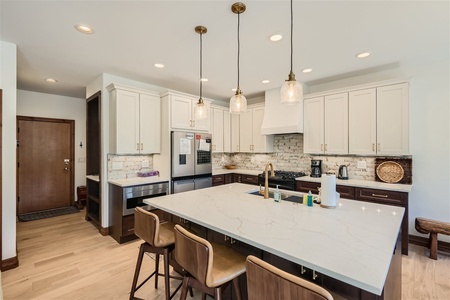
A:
111 134 381 181
213 133 376 180
108 154 153 179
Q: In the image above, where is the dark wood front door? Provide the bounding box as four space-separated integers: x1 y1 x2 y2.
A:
17 116 74 214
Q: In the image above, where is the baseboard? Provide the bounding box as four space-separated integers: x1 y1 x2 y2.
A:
100 226 109 236
1 255 19 271
409 234 450 253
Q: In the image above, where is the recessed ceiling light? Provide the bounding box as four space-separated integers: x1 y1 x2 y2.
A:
200 78 208 82
74 24 94 34
270 34 283 42
262 80 270 84
302 68 312 73
45 78 58 83
154 63 164 68
356 52 371 58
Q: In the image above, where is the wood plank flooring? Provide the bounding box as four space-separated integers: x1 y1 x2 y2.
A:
1 210 449 300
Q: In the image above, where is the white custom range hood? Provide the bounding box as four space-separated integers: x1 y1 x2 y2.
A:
261 87 304 135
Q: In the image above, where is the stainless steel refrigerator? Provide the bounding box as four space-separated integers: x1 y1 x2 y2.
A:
171 131 212 193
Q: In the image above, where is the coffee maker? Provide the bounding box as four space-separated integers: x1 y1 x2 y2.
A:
310 160 322 177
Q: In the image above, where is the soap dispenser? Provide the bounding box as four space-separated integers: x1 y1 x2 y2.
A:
274 185 281 202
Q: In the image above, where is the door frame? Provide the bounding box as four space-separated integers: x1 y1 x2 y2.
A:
16 116 75 213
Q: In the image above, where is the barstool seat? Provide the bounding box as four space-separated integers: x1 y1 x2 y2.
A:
129 207 182 300
174 224 246 300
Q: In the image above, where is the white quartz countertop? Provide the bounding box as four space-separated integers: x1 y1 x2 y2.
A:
296 176 412 193
144 183 404 295
108 176 169 187
213 168 261 176
86 175 99 182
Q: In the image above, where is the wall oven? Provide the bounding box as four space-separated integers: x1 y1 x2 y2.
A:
122 181 169 216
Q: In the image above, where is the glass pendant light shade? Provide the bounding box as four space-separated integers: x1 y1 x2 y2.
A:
195 25 207 120
230 2 247 114
229 89 247 114
281 0 303 105
194 98 207 119
280 73 303 105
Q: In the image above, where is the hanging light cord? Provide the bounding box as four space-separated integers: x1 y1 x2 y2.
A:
290 0 293 74
199 31 203 99
237 11 241 91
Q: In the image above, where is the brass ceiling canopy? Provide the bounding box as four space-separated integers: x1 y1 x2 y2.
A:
195 25 207 35
231 2 246 14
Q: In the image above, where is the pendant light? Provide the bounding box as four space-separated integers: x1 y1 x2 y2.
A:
194 25 208 120
280 0 303 105
229 2 247 114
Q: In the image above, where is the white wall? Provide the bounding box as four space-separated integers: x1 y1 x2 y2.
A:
308 58 450 242
16 90 86 200
0 41 17 260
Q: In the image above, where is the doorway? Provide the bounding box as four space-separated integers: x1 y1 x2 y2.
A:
17 116 74 214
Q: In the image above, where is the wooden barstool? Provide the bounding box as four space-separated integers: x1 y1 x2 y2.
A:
129 207 182 300
174 224 247 300
246 255 334 300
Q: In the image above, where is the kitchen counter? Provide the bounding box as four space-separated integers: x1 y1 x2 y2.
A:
144 183 404 296
212 168 261 176
108 176 170 187
86 175 100 182
296 176 412 193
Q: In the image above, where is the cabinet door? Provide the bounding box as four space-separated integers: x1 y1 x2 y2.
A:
115 89 140 154
252 106 273 153
171 95 192 130
231 113 240 152
211 108 224 152
349 89 376 155
223 111 231 153
239 110 253 152
303 97 324 154
377 83 409 155
324 93 348 154
192 100 210 132
139 93 161 153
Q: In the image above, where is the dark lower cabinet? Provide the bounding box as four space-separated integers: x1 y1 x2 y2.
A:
212 174 225 186
213 173 257 186
241 174 258 185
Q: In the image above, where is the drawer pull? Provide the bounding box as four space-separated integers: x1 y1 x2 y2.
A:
230 238 236 244
301 266 306 274
372 193 388 198
127 228 134 232
313 270 318 280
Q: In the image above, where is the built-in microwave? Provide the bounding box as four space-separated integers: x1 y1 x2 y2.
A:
122 182 169 216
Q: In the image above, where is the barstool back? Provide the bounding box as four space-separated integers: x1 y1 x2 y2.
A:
246 255 334 300
134 207 161 247
174 224 212 285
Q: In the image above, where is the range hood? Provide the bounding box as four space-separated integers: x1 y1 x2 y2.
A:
261 87 303 135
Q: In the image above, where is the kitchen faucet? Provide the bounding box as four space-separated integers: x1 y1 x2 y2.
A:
261 162 274 199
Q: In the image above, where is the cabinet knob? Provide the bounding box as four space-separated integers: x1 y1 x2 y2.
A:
140 143 143 151
378 143 381 151
372 143 375 151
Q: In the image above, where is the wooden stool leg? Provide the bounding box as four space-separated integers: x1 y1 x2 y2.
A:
215 287 222 300
163 248 170 300
179 277 190 300
430 232 438 260
232 277 242 300
129 244 145 300
155 253 160 289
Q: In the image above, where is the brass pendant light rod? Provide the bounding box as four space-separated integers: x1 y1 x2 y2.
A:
289 0 295 80
232 2 246 95
195 25 207 104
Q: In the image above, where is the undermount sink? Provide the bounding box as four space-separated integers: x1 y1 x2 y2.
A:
247 190 304 204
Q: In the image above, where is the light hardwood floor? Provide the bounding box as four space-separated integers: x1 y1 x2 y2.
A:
1 210 449 300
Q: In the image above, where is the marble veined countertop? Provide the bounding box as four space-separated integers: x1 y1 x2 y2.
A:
296 176 412 193
213 168 261 176
144 183 404 295
108 176 170 187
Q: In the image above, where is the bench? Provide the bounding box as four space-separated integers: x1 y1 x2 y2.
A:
415 217 450 260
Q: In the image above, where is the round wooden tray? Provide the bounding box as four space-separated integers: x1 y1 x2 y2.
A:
376 161 404 183
225 165 236 170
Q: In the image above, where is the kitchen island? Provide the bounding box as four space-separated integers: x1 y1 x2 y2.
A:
144 183 404 299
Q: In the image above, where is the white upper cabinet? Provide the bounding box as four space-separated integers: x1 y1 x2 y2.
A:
349 88 377 155
231 113 240 152
170 93 210 132
376 83 409 155
304 93 348 154
324 93 349 154
223 110 231 153
108 84 161 154
211 107 224 152
304 97 324 154
238 104 274 153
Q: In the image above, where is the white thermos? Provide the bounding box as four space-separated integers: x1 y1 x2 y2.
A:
320 174 339 208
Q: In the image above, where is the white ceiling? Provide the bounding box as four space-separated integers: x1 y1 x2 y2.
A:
1 0 449 101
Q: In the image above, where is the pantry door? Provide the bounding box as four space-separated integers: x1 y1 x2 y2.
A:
17 116 74 214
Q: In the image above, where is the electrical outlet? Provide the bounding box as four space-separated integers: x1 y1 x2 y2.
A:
357 161 367 169
142 160 150 168
112 162 123 170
